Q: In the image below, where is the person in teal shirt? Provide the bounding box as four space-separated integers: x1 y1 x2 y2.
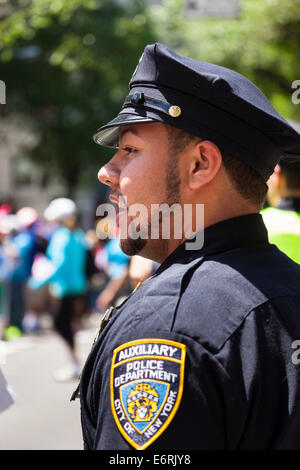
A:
45 225 87 298
262 159 300 264
30 198 87 381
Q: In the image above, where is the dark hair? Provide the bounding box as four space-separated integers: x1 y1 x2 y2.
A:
221 151 268 208
165 124 268 208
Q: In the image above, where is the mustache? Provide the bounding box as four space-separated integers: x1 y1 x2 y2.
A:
110 191 127 210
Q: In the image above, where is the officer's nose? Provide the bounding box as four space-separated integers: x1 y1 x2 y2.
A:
98 160 119 188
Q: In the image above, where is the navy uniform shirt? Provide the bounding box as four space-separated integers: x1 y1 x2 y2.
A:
79 214 300 450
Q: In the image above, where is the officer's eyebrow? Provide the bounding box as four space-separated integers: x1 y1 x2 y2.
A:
119 127 140 141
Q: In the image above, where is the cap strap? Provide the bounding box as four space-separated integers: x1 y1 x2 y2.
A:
122 93 181 118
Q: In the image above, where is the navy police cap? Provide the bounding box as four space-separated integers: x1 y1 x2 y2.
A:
93 42 300 181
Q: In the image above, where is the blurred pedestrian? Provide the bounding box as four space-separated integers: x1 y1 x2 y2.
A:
84 229 106 313
0 215 20 339
0 210 39 339
128 255 158 289
29 198 88 382
262 159 300 263
16 207 47 333
94 217 130 311
0 203 11 221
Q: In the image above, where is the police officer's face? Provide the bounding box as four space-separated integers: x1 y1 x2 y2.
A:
98 122 181 259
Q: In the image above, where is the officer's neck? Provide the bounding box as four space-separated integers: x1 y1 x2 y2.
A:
139 200 258 264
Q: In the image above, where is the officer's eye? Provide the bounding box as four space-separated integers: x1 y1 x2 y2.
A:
122 146 137 155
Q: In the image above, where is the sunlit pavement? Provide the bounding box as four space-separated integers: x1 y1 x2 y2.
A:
0 314 100 450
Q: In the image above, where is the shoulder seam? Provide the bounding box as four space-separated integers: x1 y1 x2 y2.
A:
156 329 232 379
173 293 300 355
217 293 300 352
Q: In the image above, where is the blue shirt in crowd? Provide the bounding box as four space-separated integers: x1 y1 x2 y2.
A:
30 226 87 298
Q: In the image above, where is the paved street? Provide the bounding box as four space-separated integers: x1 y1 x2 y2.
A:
0 315 98 450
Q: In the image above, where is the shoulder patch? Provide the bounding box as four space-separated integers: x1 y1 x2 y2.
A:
110 338 186 450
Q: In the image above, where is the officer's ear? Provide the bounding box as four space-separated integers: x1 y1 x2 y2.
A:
188 140 222 190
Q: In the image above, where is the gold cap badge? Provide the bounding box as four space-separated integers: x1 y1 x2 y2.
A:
168 105 181 118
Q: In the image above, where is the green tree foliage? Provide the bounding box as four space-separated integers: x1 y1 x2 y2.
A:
0 0 157 194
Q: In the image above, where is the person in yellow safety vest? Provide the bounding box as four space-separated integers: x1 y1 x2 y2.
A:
262 159 300 264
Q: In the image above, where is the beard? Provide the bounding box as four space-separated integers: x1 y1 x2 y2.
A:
120 235 147 256
120 154 181 257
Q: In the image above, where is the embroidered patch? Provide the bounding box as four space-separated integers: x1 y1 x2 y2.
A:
110 338 186 450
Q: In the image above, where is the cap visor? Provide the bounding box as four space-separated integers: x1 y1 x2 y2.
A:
93 113 156 147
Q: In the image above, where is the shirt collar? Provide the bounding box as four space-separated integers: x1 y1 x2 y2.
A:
158 213 269 272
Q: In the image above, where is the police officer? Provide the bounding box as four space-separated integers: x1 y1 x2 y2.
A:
77 43 300 449
262 159 300 263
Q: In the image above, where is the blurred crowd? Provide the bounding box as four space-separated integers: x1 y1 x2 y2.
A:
0 197 156 382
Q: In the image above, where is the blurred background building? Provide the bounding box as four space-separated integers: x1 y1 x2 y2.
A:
0 118 63 212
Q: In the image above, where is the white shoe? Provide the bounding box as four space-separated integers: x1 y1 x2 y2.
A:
53 363 80 383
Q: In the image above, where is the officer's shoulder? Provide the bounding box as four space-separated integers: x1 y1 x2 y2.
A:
173 246 300 353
